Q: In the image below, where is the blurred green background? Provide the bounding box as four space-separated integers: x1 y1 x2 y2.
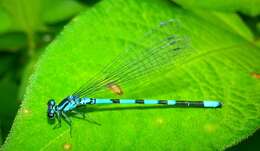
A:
0 0 259 150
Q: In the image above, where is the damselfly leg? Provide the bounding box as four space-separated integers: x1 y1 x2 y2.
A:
53 112 62 129
71 110 86 119
71 110 101 126
61 111 72 136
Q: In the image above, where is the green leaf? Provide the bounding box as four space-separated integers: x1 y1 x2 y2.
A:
0 56 13 76
18 50 43 100
226 129 260 151
0 131 2 146
173 0 260 16
0 0 46 55
2 0 260 150
257 22 260 38
0 0 44 32
189 10 254 41
0 0 85 55
0 0 86 32
0 8 11 34
0 75 19 145
0 33 27 52
43 0 86 24
0 128 2 145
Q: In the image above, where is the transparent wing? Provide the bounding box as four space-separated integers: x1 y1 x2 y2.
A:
73 19 190 97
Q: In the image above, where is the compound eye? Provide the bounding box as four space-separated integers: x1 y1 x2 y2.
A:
48 113 55 119
47 99 56 106
47 105 55 119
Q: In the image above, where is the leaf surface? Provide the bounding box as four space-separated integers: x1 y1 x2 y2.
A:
173 0 260 16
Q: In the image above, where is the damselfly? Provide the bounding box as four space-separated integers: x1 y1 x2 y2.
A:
47 19 222 133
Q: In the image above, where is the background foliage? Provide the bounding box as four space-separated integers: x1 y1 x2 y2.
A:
0 0 259 150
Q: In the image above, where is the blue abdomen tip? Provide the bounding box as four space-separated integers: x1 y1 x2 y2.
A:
203 101 222 108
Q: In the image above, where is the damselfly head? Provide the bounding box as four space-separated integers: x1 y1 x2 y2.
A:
47 99 56 119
